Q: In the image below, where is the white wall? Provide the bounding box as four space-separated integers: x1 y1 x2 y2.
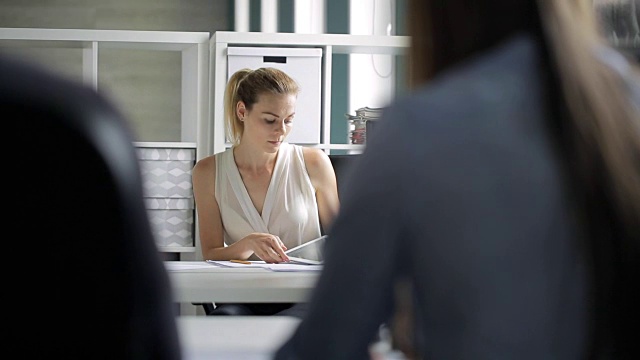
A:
349 0 396 113
295 0 326 34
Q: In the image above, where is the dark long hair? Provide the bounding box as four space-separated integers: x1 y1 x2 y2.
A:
408 0 640 357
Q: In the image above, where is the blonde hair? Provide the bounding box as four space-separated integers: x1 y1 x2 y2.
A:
224 67 300 145
539 0 640 233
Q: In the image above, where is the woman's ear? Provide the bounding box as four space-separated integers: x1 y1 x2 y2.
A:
236 101 247 121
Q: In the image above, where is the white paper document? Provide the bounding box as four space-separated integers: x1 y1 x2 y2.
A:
164 261 220 271
206 260 322 271
206 260 323 272
267 263 323 272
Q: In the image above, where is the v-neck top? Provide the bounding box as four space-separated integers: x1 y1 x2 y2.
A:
215 142 322 253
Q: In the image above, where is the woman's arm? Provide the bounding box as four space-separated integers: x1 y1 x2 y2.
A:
192 155 228 259
302 147 340 233
192 156 289 262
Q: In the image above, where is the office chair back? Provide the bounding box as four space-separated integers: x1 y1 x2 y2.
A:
328 153 359 199
4 55 181 359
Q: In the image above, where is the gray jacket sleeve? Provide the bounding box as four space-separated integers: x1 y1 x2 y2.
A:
274 103 413 359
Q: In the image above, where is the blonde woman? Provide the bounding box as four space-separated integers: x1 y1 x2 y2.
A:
192 67 339 316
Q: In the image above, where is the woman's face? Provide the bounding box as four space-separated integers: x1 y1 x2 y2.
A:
239 92 296 153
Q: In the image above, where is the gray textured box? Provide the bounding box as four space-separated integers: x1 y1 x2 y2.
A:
135 143 196 249
136 147 196 161
139 159 194 198
145 197 195 247
137 147 195 198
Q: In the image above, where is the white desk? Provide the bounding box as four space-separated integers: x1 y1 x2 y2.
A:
176 316 398 360
177 316 300 360
166 261 320 303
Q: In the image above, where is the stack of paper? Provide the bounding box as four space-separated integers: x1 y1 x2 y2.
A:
206 260 323 272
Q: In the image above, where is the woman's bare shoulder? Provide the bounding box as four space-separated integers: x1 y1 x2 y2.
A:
193 154 217 178
300 146 334 184
301 146 330 168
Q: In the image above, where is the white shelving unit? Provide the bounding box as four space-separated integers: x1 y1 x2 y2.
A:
0 28 210 144
0 28 210 255
206 31 410 159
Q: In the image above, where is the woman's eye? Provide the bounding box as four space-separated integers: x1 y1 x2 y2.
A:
264 118 292 125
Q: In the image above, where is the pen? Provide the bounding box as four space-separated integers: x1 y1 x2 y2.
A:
230 259 252 265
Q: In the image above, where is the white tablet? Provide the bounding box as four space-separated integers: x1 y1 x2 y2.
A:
284 235 327 265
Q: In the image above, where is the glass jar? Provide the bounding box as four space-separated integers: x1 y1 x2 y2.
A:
345 114 367 144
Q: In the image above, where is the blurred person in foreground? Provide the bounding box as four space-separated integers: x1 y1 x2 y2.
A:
2 53 181 359
275 0 640 359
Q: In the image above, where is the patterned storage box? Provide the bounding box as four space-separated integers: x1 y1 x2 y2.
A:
137 146 195 198
144 197 195 247
135 142 196 248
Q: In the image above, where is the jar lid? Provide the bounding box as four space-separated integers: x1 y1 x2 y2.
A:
344 113 362 120
355 107 383 118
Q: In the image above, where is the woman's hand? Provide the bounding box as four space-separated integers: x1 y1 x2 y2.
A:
241 233 290 263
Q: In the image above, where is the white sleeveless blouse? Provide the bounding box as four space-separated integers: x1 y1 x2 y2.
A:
215 143 322 252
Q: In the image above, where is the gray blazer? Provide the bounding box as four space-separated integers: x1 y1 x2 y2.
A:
275 33 593 359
